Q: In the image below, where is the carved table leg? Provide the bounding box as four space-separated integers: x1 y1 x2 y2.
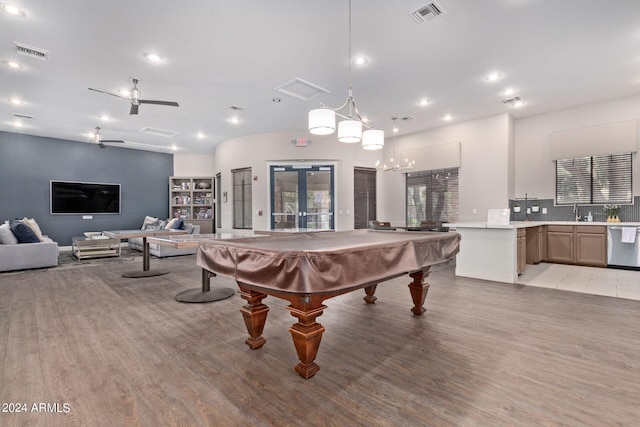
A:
287 299 327 379
363 284 378 304
408 267 431 316
238 285 269 349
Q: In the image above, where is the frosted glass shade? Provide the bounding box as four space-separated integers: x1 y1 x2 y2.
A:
337 119 362 143
308 109 336 135
361 129 384 150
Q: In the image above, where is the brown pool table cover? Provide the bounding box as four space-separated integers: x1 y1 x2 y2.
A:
195 229 460 295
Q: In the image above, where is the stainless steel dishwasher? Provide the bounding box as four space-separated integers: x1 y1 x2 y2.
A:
607 225 640 268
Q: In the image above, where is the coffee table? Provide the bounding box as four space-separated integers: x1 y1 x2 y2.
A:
72 235 121 260
102 229 188 278
147 233 264 302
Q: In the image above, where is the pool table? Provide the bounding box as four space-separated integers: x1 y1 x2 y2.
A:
196 229 461 379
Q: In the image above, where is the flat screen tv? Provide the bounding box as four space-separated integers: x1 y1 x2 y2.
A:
50 180 121 214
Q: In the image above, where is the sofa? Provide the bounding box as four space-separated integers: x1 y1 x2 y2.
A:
128 223 201 258
0 220 59 272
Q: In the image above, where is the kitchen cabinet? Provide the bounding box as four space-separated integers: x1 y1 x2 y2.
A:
546 224 607 267
526 226 545 264
517 228 526 274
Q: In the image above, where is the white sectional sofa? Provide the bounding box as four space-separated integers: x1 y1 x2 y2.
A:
128 223 200 257
0 236 59 272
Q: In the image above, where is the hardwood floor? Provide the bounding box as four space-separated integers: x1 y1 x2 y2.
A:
1 255 639 426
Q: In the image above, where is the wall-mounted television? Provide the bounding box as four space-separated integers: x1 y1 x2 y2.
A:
50 180 121 215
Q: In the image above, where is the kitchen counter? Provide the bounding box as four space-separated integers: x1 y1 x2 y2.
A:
442 220 633 284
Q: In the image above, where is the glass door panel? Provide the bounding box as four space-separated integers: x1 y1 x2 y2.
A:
271 166 334 230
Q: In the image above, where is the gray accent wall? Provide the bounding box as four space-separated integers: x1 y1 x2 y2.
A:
0 131 173 245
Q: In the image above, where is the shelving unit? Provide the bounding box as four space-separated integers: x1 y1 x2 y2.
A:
170 176 215 233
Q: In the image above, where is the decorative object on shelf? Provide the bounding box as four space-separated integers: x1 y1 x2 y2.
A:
531 204 540 213
514 193 537 221
376 117 414 172
604 204 621 222
307 0 383 150
196 181 211 189
512 205 521 213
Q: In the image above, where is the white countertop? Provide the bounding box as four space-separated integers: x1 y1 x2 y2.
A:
444 221 640 229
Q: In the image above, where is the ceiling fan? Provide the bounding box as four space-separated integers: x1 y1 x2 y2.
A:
88 77 179 115
93 126 124 149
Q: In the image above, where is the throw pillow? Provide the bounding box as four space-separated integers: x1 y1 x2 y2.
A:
141 216 159 230
9 220 40 243
157 219 168 229
165 218 178 229
22 217 44 241
171 218 184 230
0 223 18 245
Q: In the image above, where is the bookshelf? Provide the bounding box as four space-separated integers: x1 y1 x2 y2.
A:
169 176 214 233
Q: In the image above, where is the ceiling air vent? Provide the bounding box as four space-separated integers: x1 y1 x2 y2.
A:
15 42 49 61
411 2 444 24
139 127 178 138
502 96 523 106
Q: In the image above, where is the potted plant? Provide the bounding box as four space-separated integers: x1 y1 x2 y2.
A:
604 204 620 222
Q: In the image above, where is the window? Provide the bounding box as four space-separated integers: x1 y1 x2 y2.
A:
232 168 252 229
406 168 459 227
556 153 632 205
354 167 377 229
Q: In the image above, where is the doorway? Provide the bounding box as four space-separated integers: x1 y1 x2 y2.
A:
270 165 334 230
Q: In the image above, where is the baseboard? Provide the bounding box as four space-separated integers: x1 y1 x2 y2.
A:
455 267 517 284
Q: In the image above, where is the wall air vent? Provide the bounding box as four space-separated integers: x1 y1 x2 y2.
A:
411 2 444 24
15 42 49 61
139 127 178 138
14 113 33 119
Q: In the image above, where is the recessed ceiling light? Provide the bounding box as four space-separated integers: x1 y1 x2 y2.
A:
3 60 23 69
144 53 164 63
228 117 239 124
8 98 23 105
503 88 515 96
170 144 178 151
118 89 131 97
418 99 430 107
393 126 399 133
486 73 502 82
442 114 453 121
12 120 23 127
99 114 111 122
1 3 24 16
197 132 204 139
353 56 368 65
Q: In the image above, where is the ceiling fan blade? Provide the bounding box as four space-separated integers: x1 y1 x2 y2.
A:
130 104 139 115
88 88 130 100
138 99 179 107
100 139 125 143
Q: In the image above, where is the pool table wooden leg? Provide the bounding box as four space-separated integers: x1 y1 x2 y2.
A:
287 301 327 379
408 267 431 316
238 285 269 350
363 284 378 304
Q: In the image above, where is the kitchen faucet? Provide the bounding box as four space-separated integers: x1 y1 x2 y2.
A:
573 204 581 221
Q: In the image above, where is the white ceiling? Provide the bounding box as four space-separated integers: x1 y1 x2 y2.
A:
2 0 640 154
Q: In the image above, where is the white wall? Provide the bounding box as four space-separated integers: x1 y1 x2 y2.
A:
174 154 215 176
213 130 381 231
380 113 512 223
515 94 640 199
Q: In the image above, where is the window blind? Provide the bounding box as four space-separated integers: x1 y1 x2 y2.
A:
353 167 376 229
406 167 459 227
232 168 252 229
556 153 632 205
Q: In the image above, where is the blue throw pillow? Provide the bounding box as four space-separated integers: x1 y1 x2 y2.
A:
172 218 184 230
9 220 40 243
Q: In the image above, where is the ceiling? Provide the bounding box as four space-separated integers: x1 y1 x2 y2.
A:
2 0 640 154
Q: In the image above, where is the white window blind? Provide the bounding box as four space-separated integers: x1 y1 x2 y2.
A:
556 153 632 205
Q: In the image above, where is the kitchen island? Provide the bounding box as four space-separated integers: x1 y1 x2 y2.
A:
444 221 640 284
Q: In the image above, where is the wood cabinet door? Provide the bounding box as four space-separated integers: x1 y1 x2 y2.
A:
526 227 541 264
547 232 574 264
517 236 527 274
575 233 607 267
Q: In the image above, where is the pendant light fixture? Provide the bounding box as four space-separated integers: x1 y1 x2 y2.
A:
308 0 383 150
376 117 415 171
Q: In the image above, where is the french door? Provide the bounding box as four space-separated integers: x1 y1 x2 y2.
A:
270 165 334 230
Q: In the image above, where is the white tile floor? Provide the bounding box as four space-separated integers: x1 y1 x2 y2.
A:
518 263 640 301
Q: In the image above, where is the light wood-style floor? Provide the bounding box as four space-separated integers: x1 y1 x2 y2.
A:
1 255 639 426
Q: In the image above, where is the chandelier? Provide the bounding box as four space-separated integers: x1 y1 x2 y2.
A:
376 117 415 171
307 0 383 151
